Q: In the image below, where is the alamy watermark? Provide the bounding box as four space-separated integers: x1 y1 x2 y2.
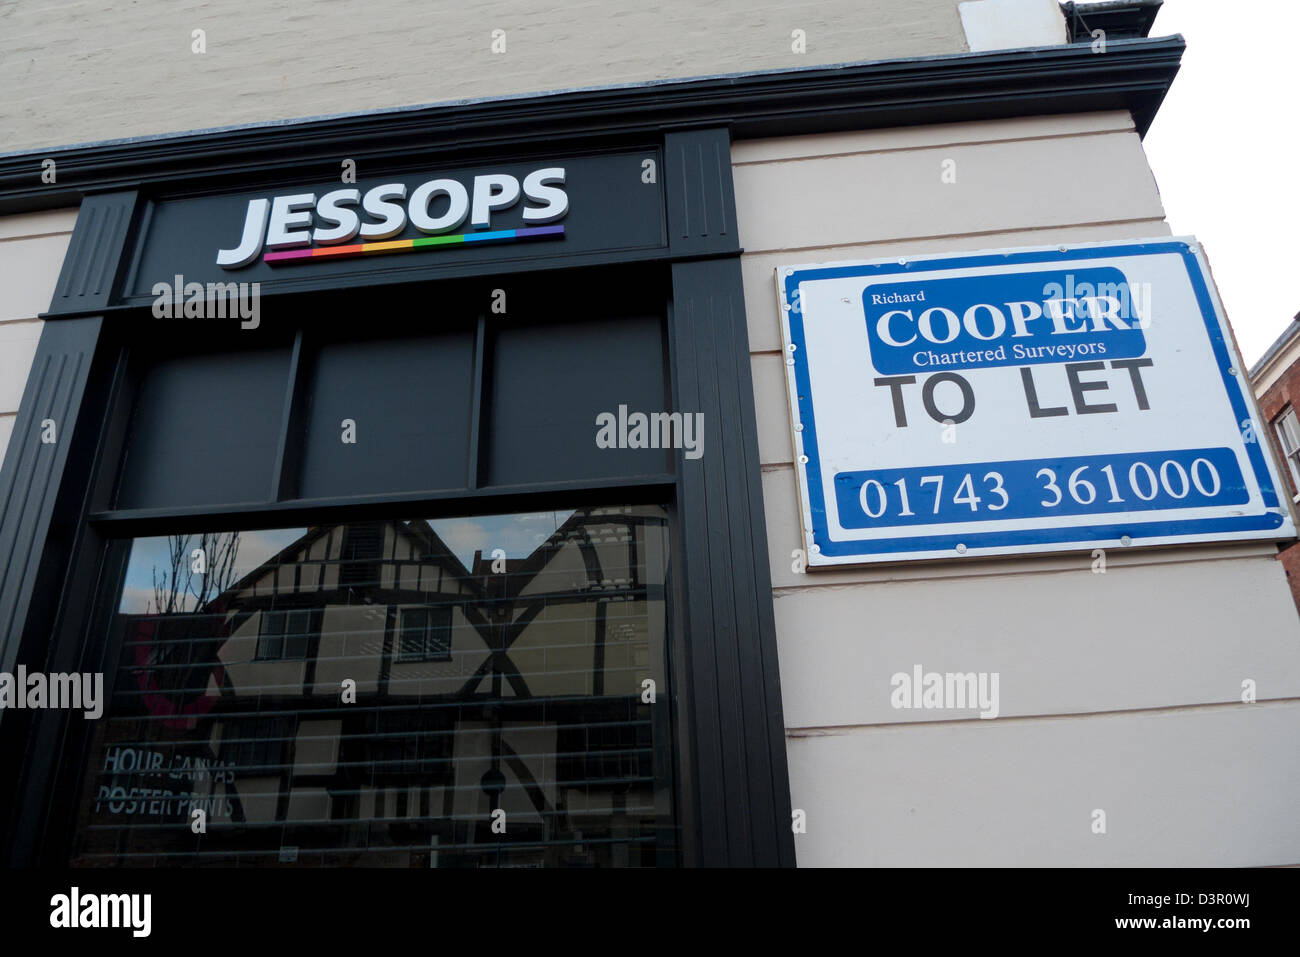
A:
0 666 103 719
50 887 151 937
890 664 1000 719
152 274 260 329
1040 275 1154 329
596 405 704 460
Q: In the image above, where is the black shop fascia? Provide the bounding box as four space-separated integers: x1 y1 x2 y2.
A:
0 129 791 869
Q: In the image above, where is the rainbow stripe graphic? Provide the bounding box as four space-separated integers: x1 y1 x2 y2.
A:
263 224 565 264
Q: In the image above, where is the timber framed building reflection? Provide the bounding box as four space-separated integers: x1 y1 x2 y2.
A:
69 505 675 867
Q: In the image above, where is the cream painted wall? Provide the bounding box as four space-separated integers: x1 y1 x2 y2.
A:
1 0 973 155
789 701 1300 866
0 209 79 472
733 111 1300 866
959 0 1066 51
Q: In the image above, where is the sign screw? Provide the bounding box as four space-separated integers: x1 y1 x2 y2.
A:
1120 535 1132 546
795 423 804 432
955 543 967 554
810 544 820 553
1228 367 1237 376
782 303 790 311
799 455 809 464
787 343 797 352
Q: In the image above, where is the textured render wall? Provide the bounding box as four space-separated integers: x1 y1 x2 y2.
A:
0 209 79 472
0 0 970 154
732 111 1300 866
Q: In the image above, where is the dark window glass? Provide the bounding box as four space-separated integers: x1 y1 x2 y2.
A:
69 506 676 867
256 610 285 660
256 609 313 660
487 315 670 485
283 610 312 660
397 607 427 660
396 606 453 662
295 333 475 499
116 348 292 510
426 608 452 660
338 522 385 590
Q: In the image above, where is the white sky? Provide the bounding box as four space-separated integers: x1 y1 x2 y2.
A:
1141 0 1300 368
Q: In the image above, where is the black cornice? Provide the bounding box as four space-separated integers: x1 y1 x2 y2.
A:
0 36 1182 213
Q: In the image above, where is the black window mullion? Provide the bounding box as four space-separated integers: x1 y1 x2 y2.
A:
466 313 489 490
271 328 308 502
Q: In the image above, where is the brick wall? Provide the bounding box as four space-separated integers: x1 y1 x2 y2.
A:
1254 348 1300 616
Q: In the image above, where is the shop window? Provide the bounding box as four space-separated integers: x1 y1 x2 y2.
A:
487 315 670 485
396 606 453 662
108 284 671 514
1274 407 1300 498
68 506 675 867
222 716 296 777
115 347 293 510
296 333 475 499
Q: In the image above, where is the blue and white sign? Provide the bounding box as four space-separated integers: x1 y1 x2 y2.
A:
777 238 1295 565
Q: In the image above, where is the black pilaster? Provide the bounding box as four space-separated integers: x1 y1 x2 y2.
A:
0 315 111 864
665 129 740 258
0 316 105 680
665 128 795 867
45 191 139 316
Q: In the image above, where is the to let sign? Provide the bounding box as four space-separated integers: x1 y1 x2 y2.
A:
777 238 1295 565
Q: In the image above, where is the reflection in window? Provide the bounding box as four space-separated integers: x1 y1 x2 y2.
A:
69 506 676 867
256 609 314 660
397 606 453 662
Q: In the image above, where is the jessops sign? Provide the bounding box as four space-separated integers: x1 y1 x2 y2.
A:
217 167 568 268
121 151 664 301
778 238 1295 565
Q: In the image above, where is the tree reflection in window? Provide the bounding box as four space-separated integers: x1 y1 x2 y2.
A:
69 506 675 867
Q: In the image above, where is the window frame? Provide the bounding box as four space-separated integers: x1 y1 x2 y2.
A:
395 604 455 663
255 608 316 661
1273 406 1300 502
